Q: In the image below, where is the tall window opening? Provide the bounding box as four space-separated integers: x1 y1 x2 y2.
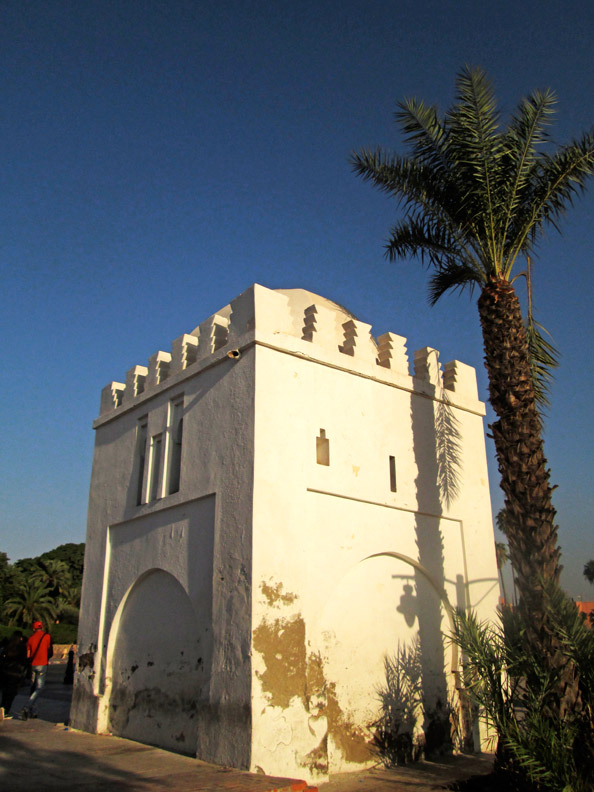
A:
389 455 397 492
148 434 163 502
316 429 330 466
166 398 184 495
136 418 148 505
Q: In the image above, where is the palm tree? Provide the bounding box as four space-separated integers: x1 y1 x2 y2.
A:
352 66 594 626
2 579 57 628
584 560 594 586
55 582 81 625
31 558 72 599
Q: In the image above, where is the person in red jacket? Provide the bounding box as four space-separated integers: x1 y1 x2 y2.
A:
20 621 52 720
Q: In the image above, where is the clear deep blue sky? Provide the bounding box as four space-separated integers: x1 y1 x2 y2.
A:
1 0 592 598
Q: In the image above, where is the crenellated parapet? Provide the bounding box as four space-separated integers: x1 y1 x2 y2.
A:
97 284 481 416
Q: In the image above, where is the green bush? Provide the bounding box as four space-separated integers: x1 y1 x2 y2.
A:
452 583 594 792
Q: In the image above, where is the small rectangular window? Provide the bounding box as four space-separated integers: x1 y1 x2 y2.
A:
136 418 148 505
316 429 330 466
389 455 397 492
166 398 184 495
149 434 163 502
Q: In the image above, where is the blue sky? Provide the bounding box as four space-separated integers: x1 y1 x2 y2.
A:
1 0 592 599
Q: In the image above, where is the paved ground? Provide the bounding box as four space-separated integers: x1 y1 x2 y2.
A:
0 665 494 791
0 719 316 792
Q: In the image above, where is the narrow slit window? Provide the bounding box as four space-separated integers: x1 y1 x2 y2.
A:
389 455 397 492
149 434 163 502
166 398 184 495
136 418 148 505
316 429 330 466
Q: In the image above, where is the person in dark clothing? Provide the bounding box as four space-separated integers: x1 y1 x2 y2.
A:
0 631 27 718
63 648 75 685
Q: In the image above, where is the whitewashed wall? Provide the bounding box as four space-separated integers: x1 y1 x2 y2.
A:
73 343 256 768
249 290 497 782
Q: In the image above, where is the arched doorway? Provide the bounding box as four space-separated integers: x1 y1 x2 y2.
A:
105 568 205 755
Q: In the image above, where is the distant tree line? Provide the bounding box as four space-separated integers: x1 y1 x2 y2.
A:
0 543 84 644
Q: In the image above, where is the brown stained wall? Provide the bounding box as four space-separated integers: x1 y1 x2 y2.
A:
253 583 373 772
252 614 307 710
325 681 373 765
260 580 298 608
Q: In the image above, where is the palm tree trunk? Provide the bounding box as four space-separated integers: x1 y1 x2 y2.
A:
477 279 560 609
477 278 580 716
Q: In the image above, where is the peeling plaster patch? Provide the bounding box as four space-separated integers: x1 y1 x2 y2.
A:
253 615 306 709
300 734 329 775
326 681 373 764
78 651 95 671
260 580 298 608
253 607 371 771
305 651 326 718
306 651 369 767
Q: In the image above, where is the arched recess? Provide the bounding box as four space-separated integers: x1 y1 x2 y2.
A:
103 568 206 756
315 551 462 774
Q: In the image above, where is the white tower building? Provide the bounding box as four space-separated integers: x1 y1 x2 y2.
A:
72 284 499 784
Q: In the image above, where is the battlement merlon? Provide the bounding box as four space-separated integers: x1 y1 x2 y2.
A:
96 283 484 419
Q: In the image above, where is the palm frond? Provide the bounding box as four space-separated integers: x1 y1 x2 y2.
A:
498 89 557 270
350 148 463 230
385 213 461 264
394 97 448 174
518 259 560 413
525 316 559 410
446 66 502 267
350 148 417 200
509 130 594 259
428 261 480 304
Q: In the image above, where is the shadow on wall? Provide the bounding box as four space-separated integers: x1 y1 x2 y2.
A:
371 637 424 765
409 379 462 758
